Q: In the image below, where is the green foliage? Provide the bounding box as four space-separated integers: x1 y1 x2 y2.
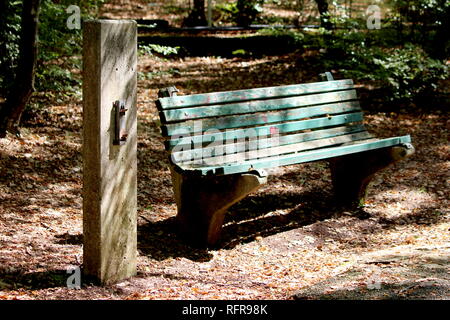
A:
36 59 81 92
215 0 266 26
36 0 104 93
385 0 450 57
258 27 304 44
215 2 239 24
231 49 248 56
318 30 449 102
372 45 448 101
38 0 81 61
0 0 105 96
235 0 265 26
387 0 448 25
0 1 22 94
139 44 180 57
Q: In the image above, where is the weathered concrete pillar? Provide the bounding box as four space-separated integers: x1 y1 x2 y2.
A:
82 20 137 284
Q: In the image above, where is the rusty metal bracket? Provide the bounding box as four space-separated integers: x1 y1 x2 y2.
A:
113 100 128 145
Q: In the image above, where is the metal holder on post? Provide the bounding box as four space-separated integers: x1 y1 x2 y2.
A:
113 100 128 145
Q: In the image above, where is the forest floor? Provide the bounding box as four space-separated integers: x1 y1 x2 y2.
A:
0 0 449 301
0 51 449 300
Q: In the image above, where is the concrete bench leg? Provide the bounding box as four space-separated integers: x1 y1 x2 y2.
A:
170 167 267 247
329 144 414 208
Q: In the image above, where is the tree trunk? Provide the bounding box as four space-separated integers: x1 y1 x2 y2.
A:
314 0 333 30
0 1 10 90
432 4 450 59
184 0 207 27
236 0 263 27
0 0 41 137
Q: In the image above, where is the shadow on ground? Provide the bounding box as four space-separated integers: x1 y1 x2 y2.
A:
137 181 447 262
137 187 365 261
0 269 69 291
293 245 450 300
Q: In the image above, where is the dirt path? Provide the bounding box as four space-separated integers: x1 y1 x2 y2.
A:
0 54 448 300
294 244 450 299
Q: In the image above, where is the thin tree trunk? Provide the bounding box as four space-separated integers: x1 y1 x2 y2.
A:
0 0 41 137
314 0 333 30
184 0 207 27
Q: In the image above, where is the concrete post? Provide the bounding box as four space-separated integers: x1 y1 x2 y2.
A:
82 20 137 285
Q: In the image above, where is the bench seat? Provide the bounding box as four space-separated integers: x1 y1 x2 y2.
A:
155 75 414 247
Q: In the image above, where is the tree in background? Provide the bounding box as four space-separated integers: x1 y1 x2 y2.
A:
185 0 266 27
0 0 102 137
236 0 265 27
0 1 22 97
184 0 207 26
388 0 449 59
314 0 333 30
0 0 41 137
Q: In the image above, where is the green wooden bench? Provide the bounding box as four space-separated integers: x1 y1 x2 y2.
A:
155 73 414 247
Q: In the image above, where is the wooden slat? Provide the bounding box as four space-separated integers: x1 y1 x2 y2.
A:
165 112 364 150
171 124 368 163
176 131 373 166
175 135 412 175
161 90 358 123
162 101 361 136
157 79 355 110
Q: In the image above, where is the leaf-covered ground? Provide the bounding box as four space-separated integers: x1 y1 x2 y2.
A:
0 50 448 300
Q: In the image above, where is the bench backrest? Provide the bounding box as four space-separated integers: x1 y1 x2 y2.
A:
156 79 370 167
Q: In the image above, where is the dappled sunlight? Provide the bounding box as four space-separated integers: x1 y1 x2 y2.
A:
0 0 449 299
369 186 442 219
375 185 437 204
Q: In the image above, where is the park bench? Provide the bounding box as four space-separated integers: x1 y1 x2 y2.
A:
155 73 414 247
